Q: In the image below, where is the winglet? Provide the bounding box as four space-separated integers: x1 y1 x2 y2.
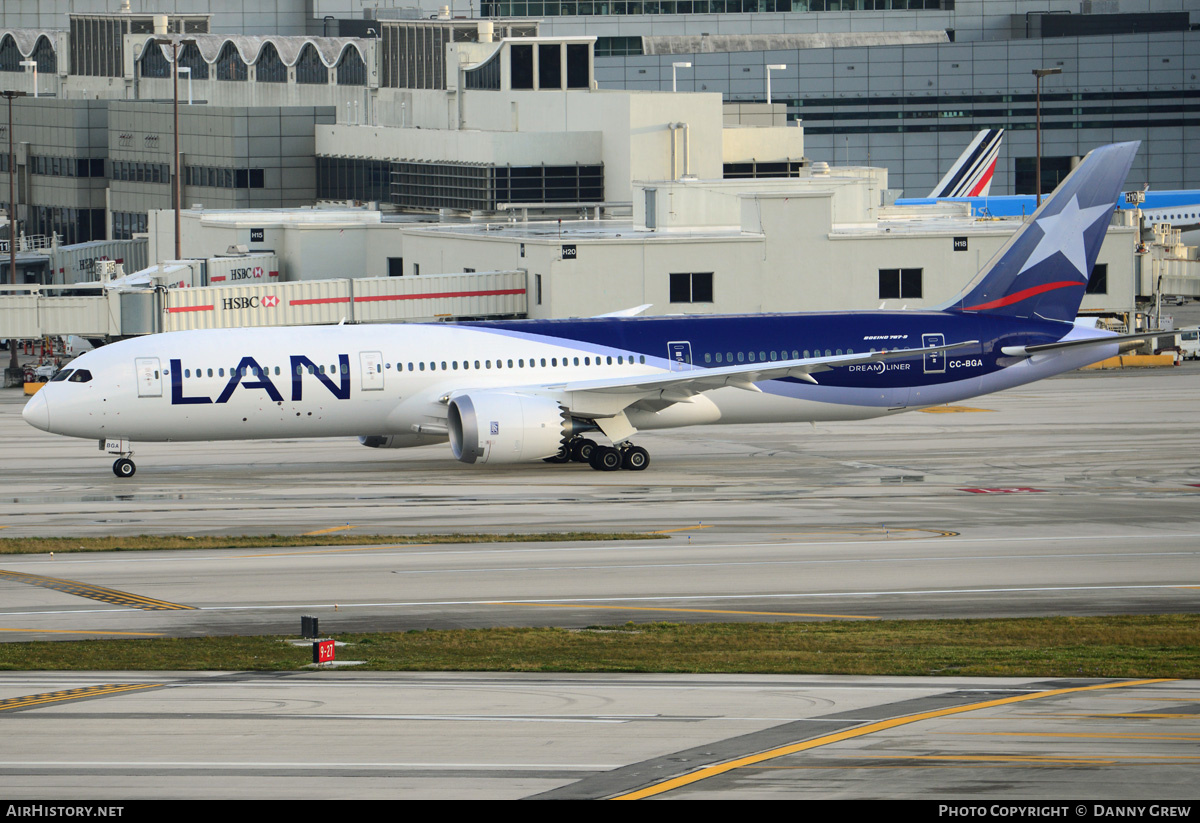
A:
593 304 653 318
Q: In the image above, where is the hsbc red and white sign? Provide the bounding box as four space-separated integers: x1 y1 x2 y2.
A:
226 266 265 281
220 295 279 310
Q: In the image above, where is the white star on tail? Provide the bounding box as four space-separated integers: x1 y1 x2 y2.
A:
1018 195 1113 278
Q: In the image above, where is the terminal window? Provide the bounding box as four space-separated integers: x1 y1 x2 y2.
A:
670 272 714 303
510 44 534 90
879 268 922 299
1015 155 1074 197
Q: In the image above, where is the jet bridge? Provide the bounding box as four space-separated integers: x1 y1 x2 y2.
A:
0 270 528 341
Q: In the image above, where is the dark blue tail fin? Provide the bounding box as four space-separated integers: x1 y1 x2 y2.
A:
941 141 1138 323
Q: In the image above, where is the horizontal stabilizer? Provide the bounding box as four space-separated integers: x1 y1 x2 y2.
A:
1001 330 1174 357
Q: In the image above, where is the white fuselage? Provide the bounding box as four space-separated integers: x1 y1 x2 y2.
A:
23 320 1116 456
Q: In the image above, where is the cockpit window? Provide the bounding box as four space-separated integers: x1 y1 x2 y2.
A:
68 369 93 383
49 369 74 382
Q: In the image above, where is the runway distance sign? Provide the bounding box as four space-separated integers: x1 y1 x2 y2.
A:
313 640 335 664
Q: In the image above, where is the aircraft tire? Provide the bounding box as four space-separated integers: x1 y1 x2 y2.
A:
570 438 596 463
543 445 571 463
113 458 136 479
621 446 650 471
589 445 621 471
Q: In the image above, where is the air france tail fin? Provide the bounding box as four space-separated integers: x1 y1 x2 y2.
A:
940 141 1139 323
929 129 1004 198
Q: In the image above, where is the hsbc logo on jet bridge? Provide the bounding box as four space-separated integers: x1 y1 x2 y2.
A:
222 295 279 310
226 266 265 281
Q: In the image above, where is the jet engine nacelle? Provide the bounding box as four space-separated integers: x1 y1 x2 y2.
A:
447 392 568 464
358 433 447 449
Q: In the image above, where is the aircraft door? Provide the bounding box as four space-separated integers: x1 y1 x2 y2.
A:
134 357 162 397
359 351 384 391
668 341 692 371
922 333 946 374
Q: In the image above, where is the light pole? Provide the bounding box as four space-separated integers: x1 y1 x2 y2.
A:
671 61 691 93
766 63 786 105
3 90 27 375
19 60 37 98
154 38 195 259
1032 67 1062 208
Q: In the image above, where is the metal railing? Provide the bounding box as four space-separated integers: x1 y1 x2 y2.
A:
0 233 56 253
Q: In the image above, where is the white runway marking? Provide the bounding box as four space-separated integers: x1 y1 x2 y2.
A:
7 531 1200 569
1 582 1194 617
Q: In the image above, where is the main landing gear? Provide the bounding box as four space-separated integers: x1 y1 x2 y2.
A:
544 438 650 471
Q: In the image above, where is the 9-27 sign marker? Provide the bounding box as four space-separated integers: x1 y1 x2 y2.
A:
313 640 335 664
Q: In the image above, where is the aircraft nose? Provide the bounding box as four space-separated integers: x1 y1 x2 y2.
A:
22 389 50 432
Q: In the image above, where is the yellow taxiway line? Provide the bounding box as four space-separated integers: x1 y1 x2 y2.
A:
0 628 164 636
0 569 193 611
301 525 357 536
0 683 161 713
614 678 1175 799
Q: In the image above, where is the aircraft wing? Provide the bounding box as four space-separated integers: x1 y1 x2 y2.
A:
1001 331 1173 357
531 340 978 420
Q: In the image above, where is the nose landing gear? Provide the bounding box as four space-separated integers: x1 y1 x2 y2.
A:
103 438 136 478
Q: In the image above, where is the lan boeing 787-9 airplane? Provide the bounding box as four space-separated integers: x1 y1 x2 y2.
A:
24 142 1155 477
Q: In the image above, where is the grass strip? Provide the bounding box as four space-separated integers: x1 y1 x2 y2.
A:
0 532 663 555
2 615 1196 678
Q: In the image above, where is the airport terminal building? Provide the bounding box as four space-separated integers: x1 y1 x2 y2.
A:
3 0 1195 200
0 1 1187 331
